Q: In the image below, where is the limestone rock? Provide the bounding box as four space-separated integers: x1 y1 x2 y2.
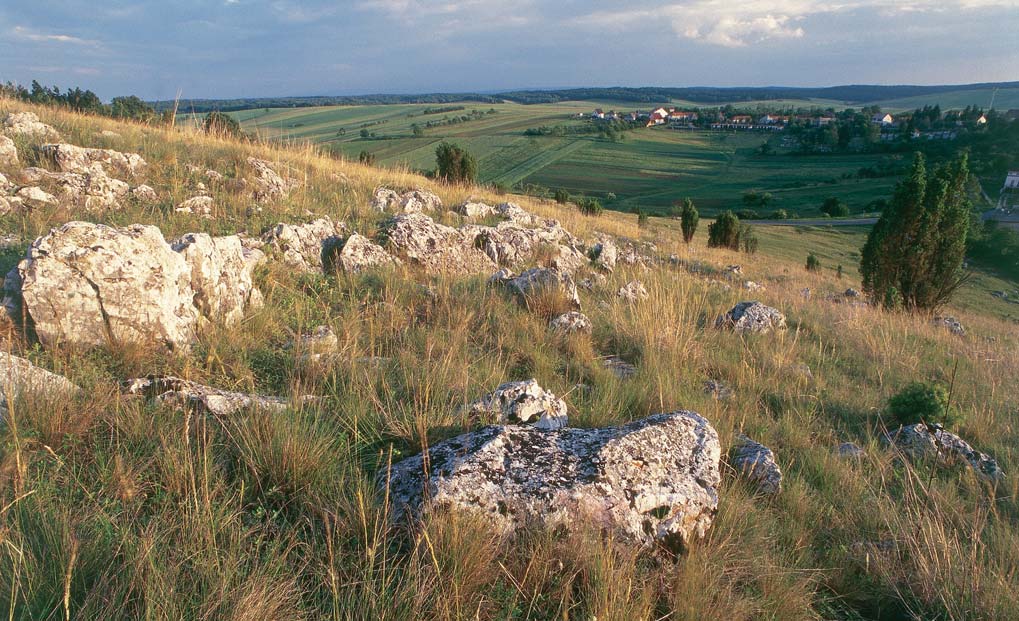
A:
838 442 865 459
336 233 401 273
703 380 733 400
933 316 965 336
493 202 538 225
372 187 441 213
40 143 146 175
617 280 649 303
132 184 158 202
15 186 58 208
603 356 637 379
288 326 339 363
0 352 81 415
2 112 59 139
591 238 618 272
57 163 130 211
465 220 585 272
717 301 786 334
15 222 199 349
467 379 568 430
885 424 1003 482
0 135 18 166
731 435 783 494
175 195 213 216
261 217 348 273
456 201 496 219
381 213 495 276
124 376 296 416
383 410 721 548
549 311 592 334
171 233 264 326
371 187 402 211
506 267 581 310
247 157 297 201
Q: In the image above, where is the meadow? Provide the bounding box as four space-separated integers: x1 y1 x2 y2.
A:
3 99 1019 620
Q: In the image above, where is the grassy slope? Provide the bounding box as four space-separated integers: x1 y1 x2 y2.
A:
2 99 1018 621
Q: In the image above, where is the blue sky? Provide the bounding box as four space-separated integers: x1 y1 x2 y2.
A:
1 0 1017 100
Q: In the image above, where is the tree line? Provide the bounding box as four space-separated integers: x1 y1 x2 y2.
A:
1 80 163 122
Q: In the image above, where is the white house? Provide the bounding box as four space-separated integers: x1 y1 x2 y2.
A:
872 113 894 125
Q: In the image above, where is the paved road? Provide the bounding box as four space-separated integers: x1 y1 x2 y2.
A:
744 218 878 227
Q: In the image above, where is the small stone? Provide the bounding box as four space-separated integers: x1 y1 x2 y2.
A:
467 379 569 430
549 311 592 334
617 280 649 303
731 435 782 494
716 301 786 334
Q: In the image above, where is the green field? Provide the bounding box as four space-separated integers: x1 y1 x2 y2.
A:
219 101 918 216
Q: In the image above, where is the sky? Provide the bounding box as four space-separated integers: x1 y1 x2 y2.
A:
1 0 1018 101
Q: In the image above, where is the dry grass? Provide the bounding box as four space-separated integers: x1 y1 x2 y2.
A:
1 98 1017 620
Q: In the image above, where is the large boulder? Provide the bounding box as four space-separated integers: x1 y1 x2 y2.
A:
336 233 401 274
0 135 18 166
730 435 783 494
885 424 1003 483
124 376 298 416
14 222 199 349
716 301 786 334
467 379 569 430
464 220 586 273
39 143 146 175
0 352 81 415
261 217 348 273
171 233 264 326
381 213 495 276
2 112 59 139
383 410 721 548
506 267 581 310
247 157 297 201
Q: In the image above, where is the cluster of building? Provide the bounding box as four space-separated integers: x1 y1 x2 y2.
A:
983 171 1019 230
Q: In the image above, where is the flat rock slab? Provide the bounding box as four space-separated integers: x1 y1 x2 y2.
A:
124 375 304 416
885 424 1003 482
0 352 80 415
383 411 721 549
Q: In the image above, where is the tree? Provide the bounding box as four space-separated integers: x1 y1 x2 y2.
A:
821 197 849 217
806 253 821 271
202 110 241 137
411 123 424 137
110 95 155 121
434 141 478 184
359 128 370 139
554 189 570 204
577 197 603 216
707 211 742 250
860 153 971 311
680 198 699 244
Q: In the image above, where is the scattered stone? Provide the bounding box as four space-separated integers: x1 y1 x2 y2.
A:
124 376 301 416
205 169 224 182
617 280 649 302
590 238 618 272
171 233 264 326
933 316 965 336
884 424 1004 483
730 435 783 494
15 186 58 208
602 356 637 379
382 214 495 276
716 301 786 334
175 195 213 216
0 352 81 415
261 217 348 273
549 311 592 334
288 326 339 363
2 112 59 139
838 442 865 459
335 233 401 273
99 130 121 139
57 163 130 211
844 288 860 298
506 267 581 310
382 410 721 549
40 143 146 175
800 287 811 300
743 280 765 292
131 184 158 202
991 290 1007 300
247 157 297 201
578 273 607 290
455 201 496 219
493 202 537 225
487 267 514 285
467 379 569 430
0 135 18 166
464 219 584 271
725 265 743 276
371 187 401 211
703 379 733 400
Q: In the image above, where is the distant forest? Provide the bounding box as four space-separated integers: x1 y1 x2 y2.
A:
153 82 1019 113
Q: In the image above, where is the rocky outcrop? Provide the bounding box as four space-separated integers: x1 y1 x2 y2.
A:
131 184 158 202
372 187 442 213
39 143 146 175
171 233 264 326
0 135 18 166
730 435 783 494
247 157 297 201
464 220 585 271
261 217 348 273
467 379 568 430
2 112 59 139
381 213 495 276
175 195 213 216
383 410 721 548
15 186 58 208
617 280 649 303
885 424 1003 483
0 352 81 415
14 222 199 349
455 201 496 219
716 301 786 334
549 311 592 334
506 267 581 310
57 164 130 211
124 376 298 416
336 233 401 274
590 238 618 273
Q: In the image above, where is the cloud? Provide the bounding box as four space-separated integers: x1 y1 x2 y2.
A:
12 25 100 46
682 14 805 47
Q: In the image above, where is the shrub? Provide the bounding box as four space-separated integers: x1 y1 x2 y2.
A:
636 209 649 227
435 141 478 184
554 189 570 204
770 209 788 220
836 264 844 279
358 150 376 166
806 253 821 271
679 199 699 244
886 382 962 429
740 224 758 254
707 211 741 250
736 209 758 220
821 197 850 217
577 197 603 216
202 110 241 137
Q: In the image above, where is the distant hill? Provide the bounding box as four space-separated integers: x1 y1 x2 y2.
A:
156 81 1019 113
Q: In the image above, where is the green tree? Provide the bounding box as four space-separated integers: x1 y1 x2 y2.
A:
434 141 478 184
707 211 742 250
202 111 241 137
806 253 821 271
577 197 603 216
821 197 849 217
110 95 155 121
860 153 971 311
411 123 424 137
680 198 699 244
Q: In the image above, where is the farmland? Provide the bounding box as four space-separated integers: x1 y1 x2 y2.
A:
217 101 905 217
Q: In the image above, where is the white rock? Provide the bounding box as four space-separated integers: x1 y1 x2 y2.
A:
885 424 1003 482
171 233 264 326
716 301 786 334
467 379 569 430
125 376 301 416
617 280 649 303
0 135 18 166
40 143 146 175
0 352 81 415
15 186 58 207
549 311 592 334
506 267 581 310
2 112 59 139
175 195 213 216
261 217 348 273
131 184 158 202
731 435 783 494
248 157 297 201
336 233 401 273
382 213 495 276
